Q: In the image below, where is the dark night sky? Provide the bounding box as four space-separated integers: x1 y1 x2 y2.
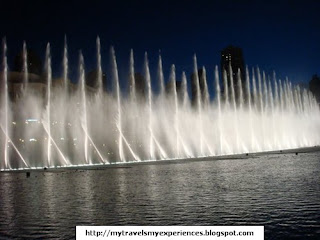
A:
0 0 319 91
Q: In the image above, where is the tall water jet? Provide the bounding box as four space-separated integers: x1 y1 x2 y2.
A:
273 72 279 111
193 55 203 155
252 68 258 111
111 47 124 162
297 86 303 114
144 53 155 159
2 39 9 168
257 68 267 149
144 53 167 159
0 39 320 170
170 65 180 157
257 68 263 112
215 65 223 154
22 41 28 92
79 51 90 164
268 79 274 113
158 52 165 97
45 43 52 166
1 39 28 168
263 72 269 112
63 36 68 94
96 36 103 97
279 79 284 113
268 78 276 147
223 69 229 107
129 49 136 101
110 48 139 162
181 72 188 108
201 67 210 108
246 66 255 150
237 69 244 110
229 63 241 152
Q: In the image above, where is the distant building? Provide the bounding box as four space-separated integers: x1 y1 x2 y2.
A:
220 45 245 101
134 73 145 100
13 49 43 76
165 80 183 99
86 69 106 89
309 74 320 103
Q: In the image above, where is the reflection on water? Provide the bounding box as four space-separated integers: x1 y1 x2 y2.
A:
0 152 320 239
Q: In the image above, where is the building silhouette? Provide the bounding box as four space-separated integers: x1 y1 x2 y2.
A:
14 49 43 76
309 74 320 103
134 73 145 100
86 69 106 89
165 80 183 100
220 45 245 101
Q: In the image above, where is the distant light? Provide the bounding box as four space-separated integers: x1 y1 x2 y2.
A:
29 138 37 142
26 119 38 122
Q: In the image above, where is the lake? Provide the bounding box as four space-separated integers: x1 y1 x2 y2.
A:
0 151 319 239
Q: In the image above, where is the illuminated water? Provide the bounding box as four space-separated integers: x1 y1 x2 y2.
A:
1 38 320 170
0 151 319 239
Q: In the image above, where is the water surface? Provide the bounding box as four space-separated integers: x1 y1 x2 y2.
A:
0 152 319 239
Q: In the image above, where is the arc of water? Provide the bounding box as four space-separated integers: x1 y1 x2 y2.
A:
0 125 28 168
80 123 107 163
42 123 70 165
114 120 140 162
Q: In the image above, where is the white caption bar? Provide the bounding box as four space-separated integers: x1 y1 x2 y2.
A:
76 226 264 240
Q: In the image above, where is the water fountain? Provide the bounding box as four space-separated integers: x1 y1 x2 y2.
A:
1 38 320 171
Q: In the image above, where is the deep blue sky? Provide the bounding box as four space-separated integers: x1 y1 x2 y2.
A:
0 0 319 91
